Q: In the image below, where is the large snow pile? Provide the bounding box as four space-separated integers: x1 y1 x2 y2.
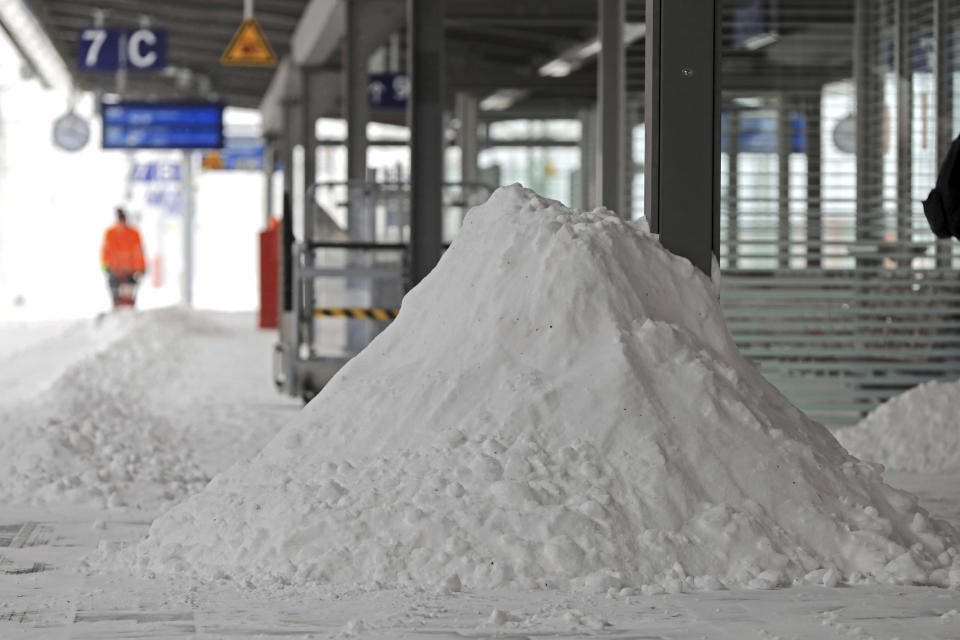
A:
130 185 959 593
0 308 212 508
836 379 960 473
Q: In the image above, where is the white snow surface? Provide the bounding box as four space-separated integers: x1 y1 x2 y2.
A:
0 309 212 508
836 378 960 473
0 308 293 510
131 185 960 593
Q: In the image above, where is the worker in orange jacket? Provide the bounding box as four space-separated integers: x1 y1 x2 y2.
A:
101 207 146 307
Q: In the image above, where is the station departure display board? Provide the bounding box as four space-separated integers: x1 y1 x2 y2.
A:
101 102 224 149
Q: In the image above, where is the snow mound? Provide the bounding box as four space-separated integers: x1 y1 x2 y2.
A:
130 185 959 592
836 379 960 473
0 308 214 509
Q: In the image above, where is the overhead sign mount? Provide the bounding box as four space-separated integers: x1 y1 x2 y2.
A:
221 17 277 67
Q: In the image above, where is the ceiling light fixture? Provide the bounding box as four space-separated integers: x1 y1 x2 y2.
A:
479 88 529 112
538 23 646 79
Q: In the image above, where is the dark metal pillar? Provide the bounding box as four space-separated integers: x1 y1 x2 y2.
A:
181 151 195 306
408 0 445 286
854 0 884 268
280 100 299 352
263 137 276 225
894 0 913 268
725 107 740 269
579 108 597 210
456 92 478 184
599 0 626 217
645 0 720 275
805 95 822 268
301 68 318 241
345 0 369 185
777 97 792 270
934 0 953 268
282 100 296 204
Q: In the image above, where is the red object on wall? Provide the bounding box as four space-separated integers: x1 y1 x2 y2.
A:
259 219 280 329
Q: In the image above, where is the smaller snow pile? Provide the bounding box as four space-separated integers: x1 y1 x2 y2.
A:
130 185 959 593
0 308 212 509
836 378 960 473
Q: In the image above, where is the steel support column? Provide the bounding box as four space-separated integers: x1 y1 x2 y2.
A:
934 0 953 268
578 108 597 210
598 0 626 216
725 107 740 269
456 92 479 184
301 68 318 241
279 100 299 351
283 100 297 202
408 0 445 287
345 0 369 185
777 97 792 270
181 151 195 306
645 0 720 275
805 95 822 268
854 0 884 268
263 137 276 225
894 0 912 269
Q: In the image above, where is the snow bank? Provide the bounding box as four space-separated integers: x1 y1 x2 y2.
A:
836 379 960 473
0 308 212 508
130 185 959 593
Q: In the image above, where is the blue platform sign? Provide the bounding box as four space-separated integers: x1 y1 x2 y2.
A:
131 162 181 182
368 73 409 109
102 102 224 149
78 28 167 72
223 138 265 170
721 111 805 154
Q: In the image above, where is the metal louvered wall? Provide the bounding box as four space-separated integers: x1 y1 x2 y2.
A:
629 0 960 425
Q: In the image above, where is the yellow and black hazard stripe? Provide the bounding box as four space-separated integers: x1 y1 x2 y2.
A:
314 307 399 321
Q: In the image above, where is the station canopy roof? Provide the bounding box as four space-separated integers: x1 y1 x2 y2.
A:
24 0 310 108
19 0 855 120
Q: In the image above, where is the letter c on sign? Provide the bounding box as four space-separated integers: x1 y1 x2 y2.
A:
128 29 157 68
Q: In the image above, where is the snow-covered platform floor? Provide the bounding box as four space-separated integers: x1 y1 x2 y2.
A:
1 310 958 638
1 483 959 639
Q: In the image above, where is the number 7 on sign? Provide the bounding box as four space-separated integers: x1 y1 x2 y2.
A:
80 29 110 67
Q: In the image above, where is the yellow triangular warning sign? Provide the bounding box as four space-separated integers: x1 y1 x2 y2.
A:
221 17 278 67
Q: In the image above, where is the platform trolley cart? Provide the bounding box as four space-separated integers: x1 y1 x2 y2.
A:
274 180 492 402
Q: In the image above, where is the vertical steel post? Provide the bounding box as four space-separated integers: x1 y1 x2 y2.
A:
263 137 275 225
283 100 296 203
456 92 478 184
777 96 792 270
301 68 317 241
806 95 823 268
300 68 319 353
408 0 445 287
894 0 912 268
934 0 953 268
645 0 720 275
578 108 597 210
181 151 195 306
599 0 626 217
345 0 369 186
855 0 883 268
726 107 740 269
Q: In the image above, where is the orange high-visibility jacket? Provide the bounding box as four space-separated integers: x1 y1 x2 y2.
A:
101 223 146 273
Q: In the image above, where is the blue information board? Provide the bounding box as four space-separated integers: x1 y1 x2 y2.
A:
223 138 265 170
368 73 409 109
721 111 805 154
102 102 224 149
78 28 167 72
